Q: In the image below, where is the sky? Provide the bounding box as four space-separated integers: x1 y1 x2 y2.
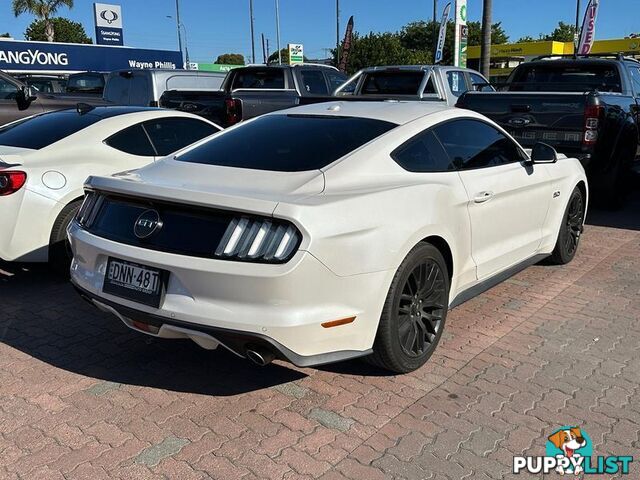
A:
0 0 638 62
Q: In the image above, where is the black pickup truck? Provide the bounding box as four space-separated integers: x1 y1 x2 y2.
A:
457 56 640 204
159 64 347 128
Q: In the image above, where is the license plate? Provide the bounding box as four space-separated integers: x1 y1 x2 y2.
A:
103 257 167 308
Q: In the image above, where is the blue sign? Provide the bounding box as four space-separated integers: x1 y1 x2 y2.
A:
94 3 124 46
0 39 183 72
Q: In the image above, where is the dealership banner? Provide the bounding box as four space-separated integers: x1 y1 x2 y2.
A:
0 39 182 72
435 2 451 64
94 2 124 46
578 0 600 54
454 0 467 67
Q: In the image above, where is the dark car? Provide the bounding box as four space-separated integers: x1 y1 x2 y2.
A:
457 55 640 205
159 64 347 127
0 71 107 126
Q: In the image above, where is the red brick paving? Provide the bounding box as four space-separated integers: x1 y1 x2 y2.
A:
1 201 639 479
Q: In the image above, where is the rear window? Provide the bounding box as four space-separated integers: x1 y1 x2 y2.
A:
231 70 285 89
177 114 397 172
0 111 101 150
509 64 622 92
361 71 424 95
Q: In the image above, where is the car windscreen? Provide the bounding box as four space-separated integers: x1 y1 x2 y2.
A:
508 64 622 92
0 111 101 150
361 71 425 95
176 114 397 172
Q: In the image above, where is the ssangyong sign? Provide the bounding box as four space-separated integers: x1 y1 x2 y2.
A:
0 39 182 72
94 3 124 46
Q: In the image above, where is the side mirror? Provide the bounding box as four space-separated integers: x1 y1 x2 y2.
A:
530 142 558 164
16 86 36 110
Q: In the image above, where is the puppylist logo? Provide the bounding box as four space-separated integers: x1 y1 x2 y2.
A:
513 426 633 475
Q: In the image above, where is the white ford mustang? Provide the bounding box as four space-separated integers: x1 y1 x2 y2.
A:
68 101 588 373
0 106 220 270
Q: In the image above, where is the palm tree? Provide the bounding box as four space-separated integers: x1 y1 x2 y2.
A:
12 0 74 42
480 0 492 77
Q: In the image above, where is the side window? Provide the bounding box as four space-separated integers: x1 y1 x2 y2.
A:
423 76 437 95
468 72 492 91
128 75 151 106
392 130 455 172
144 118 219 156
0 78 18 100
103 75 129 104
433 119 525 170
300 70 328 95
105 124 156 156
325 71 347 93
629 67 640 96
446 71 468 97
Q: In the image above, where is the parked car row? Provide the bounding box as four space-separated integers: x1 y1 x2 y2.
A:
458 54 640 205
2 58 627 373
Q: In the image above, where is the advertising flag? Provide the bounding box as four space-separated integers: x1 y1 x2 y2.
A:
454 0 468 67
338 16 354 73
578 0 600 55
435 3 452 64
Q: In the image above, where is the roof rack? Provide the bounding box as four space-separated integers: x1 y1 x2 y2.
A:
532 53 640 63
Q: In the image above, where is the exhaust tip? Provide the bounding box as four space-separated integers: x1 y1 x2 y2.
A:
245 345 275 366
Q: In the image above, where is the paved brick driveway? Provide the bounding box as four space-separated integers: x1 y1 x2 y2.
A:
1 196 639 479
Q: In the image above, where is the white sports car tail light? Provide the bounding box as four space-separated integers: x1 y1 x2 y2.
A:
215 217 301 263
76 191 103 227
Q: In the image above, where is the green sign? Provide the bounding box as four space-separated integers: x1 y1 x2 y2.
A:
288 43 304 65
190 63 242 72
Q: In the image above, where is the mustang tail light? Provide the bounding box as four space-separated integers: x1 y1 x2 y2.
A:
583 104 603 146
0 171 27 196
215 216 301 263
76 191 103 227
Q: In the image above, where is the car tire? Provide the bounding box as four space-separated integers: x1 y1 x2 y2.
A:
366 242 450 373
549 186 585 265
49 200 82 275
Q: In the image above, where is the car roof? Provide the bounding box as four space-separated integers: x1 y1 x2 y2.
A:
272 101 452 125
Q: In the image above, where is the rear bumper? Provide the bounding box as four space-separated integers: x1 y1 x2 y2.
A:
72 282 371 367
68 222 392 365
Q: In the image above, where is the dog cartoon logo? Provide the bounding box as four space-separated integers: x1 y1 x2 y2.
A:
546 426 592 475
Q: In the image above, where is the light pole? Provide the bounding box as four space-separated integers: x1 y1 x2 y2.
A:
175 0 183 59
275 0 282 64
336 0 340 66
249 0 256 64
167 15 189 68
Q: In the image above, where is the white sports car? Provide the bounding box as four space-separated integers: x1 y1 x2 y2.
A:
68 101 588 373
0 106 220 270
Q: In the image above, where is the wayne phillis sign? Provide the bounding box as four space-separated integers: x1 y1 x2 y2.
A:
94 3 124 46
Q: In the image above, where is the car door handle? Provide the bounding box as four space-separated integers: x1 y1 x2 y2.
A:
473 191 494 203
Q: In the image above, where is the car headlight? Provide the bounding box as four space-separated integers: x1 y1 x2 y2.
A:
215 216 301 263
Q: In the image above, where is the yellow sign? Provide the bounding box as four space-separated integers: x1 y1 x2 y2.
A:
468 37 640 60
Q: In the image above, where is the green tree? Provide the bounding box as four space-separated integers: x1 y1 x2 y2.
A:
541 21 577 42
24 17 91 43
215 53 245 65
516 35 537 43
268 47 309 65
0 33 11 38
467 21 509 46
12 0 74 42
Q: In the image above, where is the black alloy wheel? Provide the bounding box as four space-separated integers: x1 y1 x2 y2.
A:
397 260 446 357
550 186 585 265
366 242 450 373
